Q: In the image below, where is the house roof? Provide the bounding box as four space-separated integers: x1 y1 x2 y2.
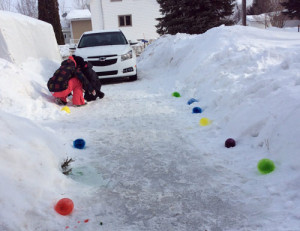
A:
66 9 91 20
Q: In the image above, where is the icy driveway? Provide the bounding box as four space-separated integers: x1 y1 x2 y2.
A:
44 79 265 231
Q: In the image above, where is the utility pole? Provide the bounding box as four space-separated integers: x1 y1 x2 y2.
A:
242 0 246 26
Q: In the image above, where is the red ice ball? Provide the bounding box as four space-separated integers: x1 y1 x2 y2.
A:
54 198 74 216
225 138 236 148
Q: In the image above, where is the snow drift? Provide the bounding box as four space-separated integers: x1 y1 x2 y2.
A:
0 11 61 64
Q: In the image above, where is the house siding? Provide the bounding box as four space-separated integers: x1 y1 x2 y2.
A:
90 0 104 31
90 0 161 41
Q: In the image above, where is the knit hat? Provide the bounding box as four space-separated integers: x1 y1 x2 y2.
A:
72 55 85 68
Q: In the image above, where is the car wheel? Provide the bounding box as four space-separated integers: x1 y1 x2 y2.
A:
128 74 137 81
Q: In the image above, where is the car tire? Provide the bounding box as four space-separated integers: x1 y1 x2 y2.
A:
128 74 137 81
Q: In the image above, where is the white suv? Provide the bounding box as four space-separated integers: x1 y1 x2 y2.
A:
73 30 137 81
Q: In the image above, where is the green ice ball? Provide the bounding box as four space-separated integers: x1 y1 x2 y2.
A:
172 92 181 97
257 158 275 174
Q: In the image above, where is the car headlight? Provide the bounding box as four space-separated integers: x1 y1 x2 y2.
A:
121 50 133 61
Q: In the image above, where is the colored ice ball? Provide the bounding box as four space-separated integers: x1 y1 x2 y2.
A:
61 106 70 113
172 92 181 97
192 107 202 113
54 198 74 216
257 159 275 174
187 98 198 105
199 117 211 126
73 138 86 149
225 138 236 148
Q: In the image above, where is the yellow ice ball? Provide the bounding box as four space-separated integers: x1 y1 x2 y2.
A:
199 117 211 126
61 106 70 114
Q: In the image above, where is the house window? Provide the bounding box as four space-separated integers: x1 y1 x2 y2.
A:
119 15 132 27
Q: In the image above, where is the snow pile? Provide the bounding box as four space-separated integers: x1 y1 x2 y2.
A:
0 12 75 230
139 25 300 165
0 11 61 64
138 25 300 229
0 57 63 120
66 9 91 20
59 44 71 58
0 111 73 230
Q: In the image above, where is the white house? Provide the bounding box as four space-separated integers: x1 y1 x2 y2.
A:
88 0 161 42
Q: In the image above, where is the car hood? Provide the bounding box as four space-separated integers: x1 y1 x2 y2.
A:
74 45 131 58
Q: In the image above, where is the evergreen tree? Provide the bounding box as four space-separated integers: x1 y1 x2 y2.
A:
156 0 235 35
38 0 65 45
281 0 300 19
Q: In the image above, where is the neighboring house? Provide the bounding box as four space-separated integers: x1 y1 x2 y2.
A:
88 0 161 42
60 12 71 44
66 9 92 42
62 27 72 44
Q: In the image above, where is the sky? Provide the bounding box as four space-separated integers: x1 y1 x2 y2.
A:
0 10 300 231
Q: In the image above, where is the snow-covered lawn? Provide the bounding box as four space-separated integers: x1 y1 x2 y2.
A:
1 23 300 230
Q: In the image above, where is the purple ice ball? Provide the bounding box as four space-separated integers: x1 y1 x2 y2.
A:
225 138 236 148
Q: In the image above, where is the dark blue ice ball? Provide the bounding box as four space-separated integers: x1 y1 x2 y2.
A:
73 138 86 149
192 107 202 113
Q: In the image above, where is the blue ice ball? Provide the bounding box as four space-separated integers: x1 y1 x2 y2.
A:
192 107 202 113
73 138 86 149
187 98 199 105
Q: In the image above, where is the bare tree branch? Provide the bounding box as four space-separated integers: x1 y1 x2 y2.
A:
73 0 88 9
249 0 289 28
0 0 14 11
15 0 38 18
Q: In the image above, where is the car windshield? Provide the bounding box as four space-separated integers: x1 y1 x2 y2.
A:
78 32 128 48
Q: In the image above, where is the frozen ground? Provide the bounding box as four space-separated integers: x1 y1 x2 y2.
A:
0 23 300 230
43 83 253 231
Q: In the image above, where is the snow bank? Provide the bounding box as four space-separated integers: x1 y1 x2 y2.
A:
139 25 300 160
138 26 300 228
0 57 63 120
0 111 74 230
66 9 91 20
0 11 61 64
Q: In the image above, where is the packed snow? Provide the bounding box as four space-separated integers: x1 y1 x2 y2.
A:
1 11 300 231
0 11 61 64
